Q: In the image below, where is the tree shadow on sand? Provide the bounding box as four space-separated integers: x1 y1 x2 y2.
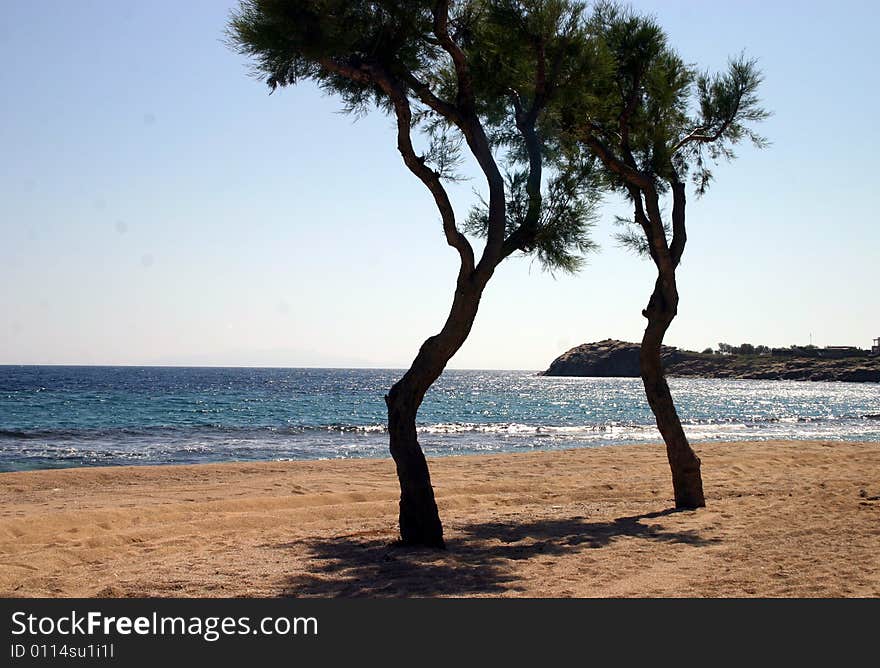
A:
277 508 720 597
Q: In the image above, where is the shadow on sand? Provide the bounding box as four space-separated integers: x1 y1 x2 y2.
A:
277 508 719 597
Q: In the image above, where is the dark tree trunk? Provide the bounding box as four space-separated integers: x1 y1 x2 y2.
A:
640 276 706 509
384 281 483 547
385 388 444 547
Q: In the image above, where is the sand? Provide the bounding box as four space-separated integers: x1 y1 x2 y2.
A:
1 440 878 598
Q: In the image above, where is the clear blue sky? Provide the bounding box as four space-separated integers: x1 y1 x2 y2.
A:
2 1 878 369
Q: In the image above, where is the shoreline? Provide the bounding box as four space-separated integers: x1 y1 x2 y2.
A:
2 439 878 597
5 431 880 475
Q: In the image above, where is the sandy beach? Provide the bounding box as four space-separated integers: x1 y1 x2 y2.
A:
1 440 878 597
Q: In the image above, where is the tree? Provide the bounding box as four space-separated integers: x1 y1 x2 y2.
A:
562 3 768 508
228 0 596 546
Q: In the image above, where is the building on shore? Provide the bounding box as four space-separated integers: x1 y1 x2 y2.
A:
771 343 874 358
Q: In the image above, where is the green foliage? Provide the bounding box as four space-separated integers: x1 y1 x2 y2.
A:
532 169 599 274
227 1 434 106
576 3 693 185
685 54 771 194
531 1 770 270
465 163 599 274
612 213 669 257
453 0 603 273
462 2 596 138
422 125 468 182
228 0 600 275
549 1 768 202
227 1 767 276
463 172 523 241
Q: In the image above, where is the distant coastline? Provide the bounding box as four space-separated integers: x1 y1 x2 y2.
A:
542 339 880 383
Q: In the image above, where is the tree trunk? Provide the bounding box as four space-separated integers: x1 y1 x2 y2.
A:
385 387 444 547
384 281 483 548
640 277 706 509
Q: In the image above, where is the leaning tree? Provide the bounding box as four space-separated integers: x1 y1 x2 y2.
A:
563 4 768 508
228 0 597 546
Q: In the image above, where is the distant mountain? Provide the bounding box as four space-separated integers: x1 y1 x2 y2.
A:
541 339 880 382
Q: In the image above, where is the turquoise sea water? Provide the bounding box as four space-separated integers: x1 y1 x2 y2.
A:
0 366 878 471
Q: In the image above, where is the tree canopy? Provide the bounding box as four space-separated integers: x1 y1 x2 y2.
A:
228 0 769 522
554 2 769 257
227 0 600 276
552 2 768 510
227 0 610 546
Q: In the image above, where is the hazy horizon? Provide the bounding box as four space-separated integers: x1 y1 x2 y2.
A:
0 333 872 371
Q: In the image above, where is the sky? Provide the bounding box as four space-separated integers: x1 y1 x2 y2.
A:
2 0 878 370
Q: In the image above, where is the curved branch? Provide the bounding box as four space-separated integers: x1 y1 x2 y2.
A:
318 57 475 278
432 0 475 112
524 39 547 126
401 71 463 126
430 1 506 281
669 179 686 267
619 71 642 164
671 119 733 154
584 128 653 191
501 40 548 260
641 187 674 277
672 98 740 154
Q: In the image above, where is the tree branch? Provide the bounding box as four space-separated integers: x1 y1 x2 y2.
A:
583 128 653 190
524 39 547 126
500 39 550 260
625 184 655 256
641 186 674 277
432 0 475 112
671 98 740 154
672 120 731 154
401 71 463 126
429 1 506 280
618 71 641 165
669 178 686 267
318 57 475 279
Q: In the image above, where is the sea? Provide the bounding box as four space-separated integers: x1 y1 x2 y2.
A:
0 366 878 472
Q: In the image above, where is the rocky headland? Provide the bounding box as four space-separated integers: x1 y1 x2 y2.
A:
541 339 880 383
